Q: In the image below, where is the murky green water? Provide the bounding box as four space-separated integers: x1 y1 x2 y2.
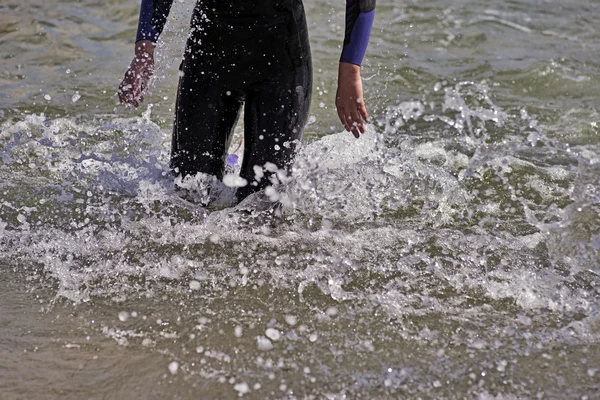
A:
1 0 600 398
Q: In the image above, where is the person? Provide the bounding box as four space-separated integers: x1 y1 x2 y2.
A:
118 0 376 204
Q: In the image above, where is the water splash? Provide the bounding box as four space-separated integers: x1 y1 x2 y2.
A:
1 83 599 398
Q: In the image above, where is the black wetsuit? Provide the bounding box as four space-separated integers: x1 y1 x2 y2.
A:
135 0 375 202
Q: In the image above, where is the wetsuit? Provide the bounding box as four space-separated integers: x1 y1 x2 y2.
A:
135 0 376 202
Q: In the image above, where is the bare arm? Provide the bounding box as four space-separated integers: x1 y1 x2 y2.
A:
336 62 368 138
336 0 376 137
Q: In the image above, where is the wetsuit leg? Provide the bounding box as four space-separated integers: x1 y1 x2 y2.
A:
236 65 312 200
236 4 313 201
171 63 242 180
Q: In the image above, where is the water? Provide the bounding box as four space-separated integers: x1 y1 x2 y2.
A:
1 0 600 398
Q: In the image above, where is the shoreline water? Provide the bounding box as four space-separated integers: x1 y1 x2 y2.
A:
1 0 600 398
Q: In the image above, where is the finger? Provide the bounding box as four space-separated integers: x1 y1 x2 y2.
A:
343 118 351 132
119 91 130 105
348 116 363 137
118 78 134 104
358 102 369 124
357 105 368 132
337 107 350 131
350 109 364 134
351 108 364 126
346 114 360 138
350 122 360 138
357 118 366 134
134 73 151 103
122 92 134 107
346 112 356 133
139 78 148 96
132 80 145 103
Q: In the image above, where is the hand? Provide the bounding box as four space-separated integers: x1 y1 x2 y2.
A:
335 62 369 138
118 40 155 108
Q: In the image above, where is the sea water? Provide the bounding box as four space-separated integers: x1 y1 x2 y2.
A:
1 0 599 398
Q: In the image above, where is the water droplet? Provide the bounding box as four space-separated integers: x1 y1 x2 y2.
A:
497 360 508 372
256 336 273 351
265 328 280 341
168 361 179 375
234 326 243 337
233 382 250 395
189 280 200 290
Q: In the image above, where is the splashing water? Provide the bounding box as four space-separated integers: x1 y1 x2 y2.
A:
1 0 600 398
2 79 600 397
